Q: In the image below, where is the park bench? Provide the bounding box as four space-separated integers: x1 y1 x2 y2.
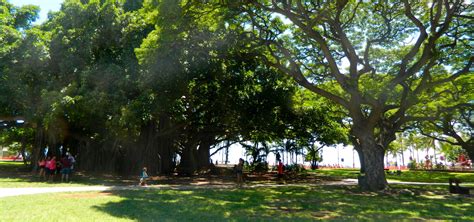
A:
448 178 470 195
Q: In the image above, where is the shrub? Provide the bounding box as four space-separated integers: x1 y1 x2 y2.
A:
435 162 446 170
407 160 417 170
285 164 305 172
244 161 269 173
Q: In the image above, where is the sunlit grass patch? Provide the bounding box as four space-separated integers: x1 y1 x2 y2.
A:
3 185 471 221
311 168 474 183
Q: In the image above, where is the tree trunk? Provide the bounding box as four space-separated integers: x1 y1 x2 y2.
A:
30 125 45 171
464 144 474 162
178 142 198 175
225 141 229 164
416 149 420 163
101 139 122 173
295 151 298 164
196 145 210 169
20 137 28 166
76 138 96 171
358 137 388 191
401 151 405 167
156 115 176 174
156 137 175 174
141 122 160 175
351 138 365 173
358 150 365 173
282 151 284 165
197 134 214 169
177 133 199 175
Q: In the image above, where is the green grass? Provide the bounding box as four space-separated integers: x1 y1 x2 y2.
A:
387 170 474 183
0 161 25 172
1 162 473 220
1 185 473 221
0 161 131 188
312 168 474 183
0 161 23 166
311 168 361 179
0 178 91 188
0 174 133 188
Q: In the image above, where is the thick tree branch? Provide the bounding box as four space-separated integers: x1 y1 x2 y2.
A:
263 42 350 108
400 0 428 73
210 140 239 157
385 0 463 102
257 2 348 88
419 129 461 146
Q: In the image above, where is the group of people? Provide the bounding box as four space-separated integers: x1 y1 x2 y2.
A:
457 153 472 169
38 153 75 182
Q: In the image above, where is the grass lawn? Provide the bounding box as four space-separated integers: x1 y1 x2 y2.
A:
312 168 474 183
0 161 131 188
1 162 474 220
1 185 473 221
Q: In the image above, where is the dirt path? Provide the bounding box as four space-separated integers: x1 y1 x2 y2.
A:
3 178 472 198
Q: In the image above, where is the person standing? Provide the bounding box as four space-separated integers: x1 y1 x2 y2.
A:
235 158 244 187
60 155 72 182
277 160 284 180
47 156 57 182
67 152 76 171
38 157 46 180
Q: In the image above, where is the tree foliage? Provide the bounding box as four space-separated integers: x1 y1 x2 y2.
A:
0 0 347 176
1 0 470 192
217 0 473 190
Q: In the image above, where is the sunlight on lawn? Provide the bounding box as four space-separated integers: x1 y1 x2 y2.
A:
2 186 472 221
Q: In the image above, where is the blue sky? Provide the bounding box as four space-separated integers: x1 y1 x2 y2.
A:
9 0 64 24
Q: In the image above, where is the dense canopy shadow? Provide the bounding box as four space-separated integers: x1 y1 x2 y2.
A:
94 185 474 221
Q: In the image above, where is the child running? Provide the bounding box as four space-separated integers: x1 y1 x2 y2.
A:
139 167 149 186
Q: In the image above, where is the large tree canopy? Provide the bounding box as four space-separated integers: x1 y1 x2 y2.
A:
0 0 39 117
0 0 347 177
215 0 473 190
1 0 471 192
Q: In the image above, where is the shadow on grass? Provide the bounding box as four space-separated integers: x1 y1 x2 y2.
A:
93 185 474 221
0 161 326 188
0 161 135 187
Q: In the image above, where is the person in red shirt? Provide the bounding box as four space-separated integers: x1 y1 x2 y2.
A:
60 155 72 183
459 154 466 163
47 156 57 182
277 160 284 180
